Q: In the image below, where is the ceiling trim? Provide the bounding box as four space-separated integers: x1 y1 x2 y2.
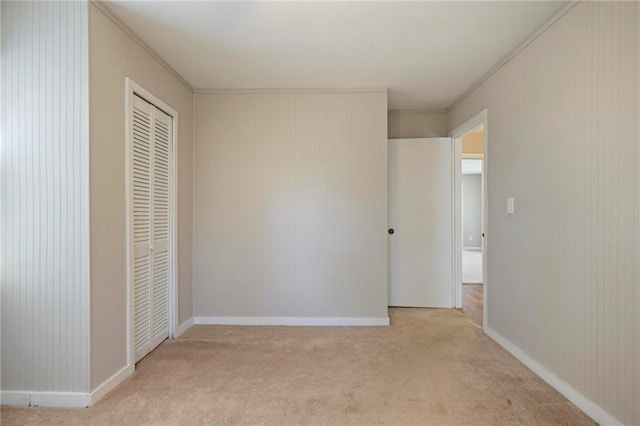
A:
193 88 387 94
388 109 448 114
90 1 193 92
446 1 579 113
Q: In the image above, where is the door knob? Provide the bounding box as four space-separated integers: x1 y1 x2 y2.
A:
388 228 395 235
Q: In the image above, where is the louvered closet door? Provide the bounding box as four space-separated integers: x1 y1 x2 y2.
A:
131 94 172 363
149 107 171 351
132 95 153 362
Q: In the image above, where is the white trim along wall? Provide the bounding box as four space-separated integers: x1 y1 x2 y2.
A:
194 317 390 327
1 364 133 408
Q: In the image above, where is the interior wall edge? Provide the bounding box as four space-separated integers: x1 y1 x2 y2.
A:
175 317 195 338
83 0 93 395
89 364 134 406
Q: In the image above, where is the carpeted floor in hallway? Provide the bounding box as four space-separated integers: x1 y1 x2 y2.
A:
1 308 594 425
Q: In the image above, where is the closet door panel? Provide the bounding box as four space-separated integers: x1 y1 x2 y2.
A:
149 108 171 350
131 95 153 362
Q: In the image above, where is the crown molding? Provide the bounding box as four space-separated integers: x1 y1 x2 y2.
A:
193 88 388 95
388 109 448 114
89 1 193 92
447 1 579 113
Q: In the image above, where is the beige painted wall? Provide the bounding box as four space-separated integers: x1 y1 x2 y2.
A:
449 2 639 424
462 130 484 154
193 90 388 319
89 4 193 389
388 111 448 139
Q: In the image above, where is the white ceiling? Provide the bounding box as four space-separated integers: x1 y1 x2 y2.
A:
104 1 567 110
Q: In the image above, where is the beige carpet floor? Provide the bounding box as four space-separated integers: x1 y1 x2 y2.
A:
462 284 483 326
2 308 593 425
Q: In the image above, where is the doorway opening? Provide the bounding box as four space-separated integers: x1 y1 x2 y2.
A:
451 111 488 328
461 155 483 325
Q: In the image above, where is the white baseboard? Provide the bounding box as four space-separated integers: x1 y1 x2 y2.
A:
174 317 194 337
485 326 622 426
194 316 390 326
1 390 91 408
1 391 30 406
90 363 134 405
2 364 134 408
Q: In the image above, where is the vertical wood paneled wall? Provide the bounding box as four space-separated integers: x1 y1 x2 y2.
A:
1 1 90 392
193 91 388 319
449 2 639 424
388 110 448 139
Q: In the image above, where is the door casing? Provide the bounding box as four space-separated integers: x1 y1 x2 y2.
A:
450 109 489 330
125 78 179 367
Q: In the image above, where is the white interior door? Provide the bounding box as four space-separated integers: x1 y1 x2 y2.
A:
389 138 453 308
131 94 172 363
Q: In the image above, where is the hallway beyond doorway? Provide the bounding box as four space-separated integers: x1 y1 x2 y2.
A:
462 248 482 283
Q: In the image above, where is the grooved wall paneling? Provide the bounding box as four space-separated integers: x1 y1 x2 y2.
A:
1 1 90 392
388 110 448 138
449 2 639 423
194 91 388 319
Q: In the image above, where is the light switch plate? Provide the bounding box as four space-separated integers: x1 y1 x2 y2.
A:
507 197 515 214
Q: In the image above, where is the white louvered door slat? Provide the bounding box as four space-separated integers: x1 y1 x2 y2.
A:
131 94 172 363
132 95 153 362
150 108 171 350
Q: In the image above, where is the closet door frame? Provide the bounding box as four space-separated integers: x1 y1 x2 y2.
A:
125 78 179 367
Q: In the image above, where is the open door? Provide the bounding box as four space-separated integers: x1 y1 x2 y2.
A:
388 138 453 308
